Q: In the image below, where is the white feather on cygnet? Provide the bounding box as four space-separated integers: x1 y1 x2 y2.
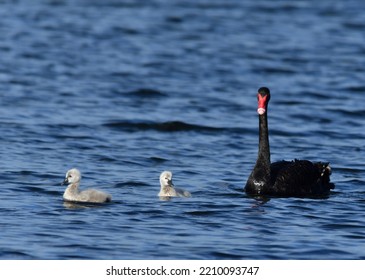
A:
158 171 191 198
62 168 112 203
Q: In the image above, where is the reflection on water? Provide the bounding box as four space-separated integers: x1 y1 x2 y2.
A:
63 202 107 210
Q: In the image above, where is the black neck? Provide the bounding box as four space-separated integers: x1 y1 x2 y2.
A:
257 113 270 166
248 111 271 189
245 110 272 193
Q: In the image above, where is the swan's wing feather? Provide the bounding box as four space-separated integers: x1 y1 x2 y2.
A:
271 160 333 196
79 189 112 202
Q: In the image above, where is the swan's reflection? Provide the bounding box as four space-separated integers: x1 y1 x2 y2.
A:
63 201 105 209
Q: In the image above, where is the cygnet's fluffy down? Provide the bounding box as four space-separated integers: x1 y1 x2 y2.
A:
62 168 112 203
158 171 191 198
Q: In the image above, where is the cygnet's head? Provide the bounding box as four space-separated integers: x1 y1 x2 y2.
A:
62 168 81 185
160 171 174 188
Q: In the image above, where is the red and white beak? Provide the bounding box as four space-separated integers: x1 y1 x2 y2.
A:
257 94 268 115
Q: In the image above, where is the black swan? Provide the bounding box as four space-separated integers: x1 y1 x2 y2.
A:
244 87 335 197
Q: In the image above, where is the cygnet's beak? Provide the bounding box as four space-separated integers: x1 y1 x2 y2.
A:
168 179 174 187
61 178 69 186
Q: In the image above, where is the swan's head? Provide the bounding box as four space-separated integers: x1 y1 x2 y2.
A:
159 171 174 188
257 87 271 115
62 168 81 185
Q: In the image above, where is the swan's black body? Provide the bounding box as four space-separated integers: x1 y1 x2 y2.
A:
245 87 334 197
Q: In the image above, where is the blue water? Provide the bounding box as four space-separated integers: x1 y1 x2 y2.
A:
1 0 365 259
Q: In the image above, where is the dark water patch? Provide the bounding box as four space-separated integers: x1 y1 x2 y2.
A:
211 251 244 259
127 209 168 218
343 85 365 93
342 21 365 30
252 66 297 75
321 223 365 231
176 1 241 10
148 156 168 163
282 56 310 64
16 170 35 176
8 78 36 86
268 128 311 138
211 190 245 200
48 134 98 141
96 155 118 163
20 51 46 61
334 167 364 175
279 100 305 106
329 108 365 117
104 120 223 133
74 0 159 9
312 129 362 140
165 15 184 24
20 185 59 196
128 88 166 98
342 234 365 240
111 26 141 35
115 181 149 188
302 91 329 100
118 159 149 168
251 2 306 13
0 250 36 259
186 210 217 217
299 248 353 259
45 123 95 131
